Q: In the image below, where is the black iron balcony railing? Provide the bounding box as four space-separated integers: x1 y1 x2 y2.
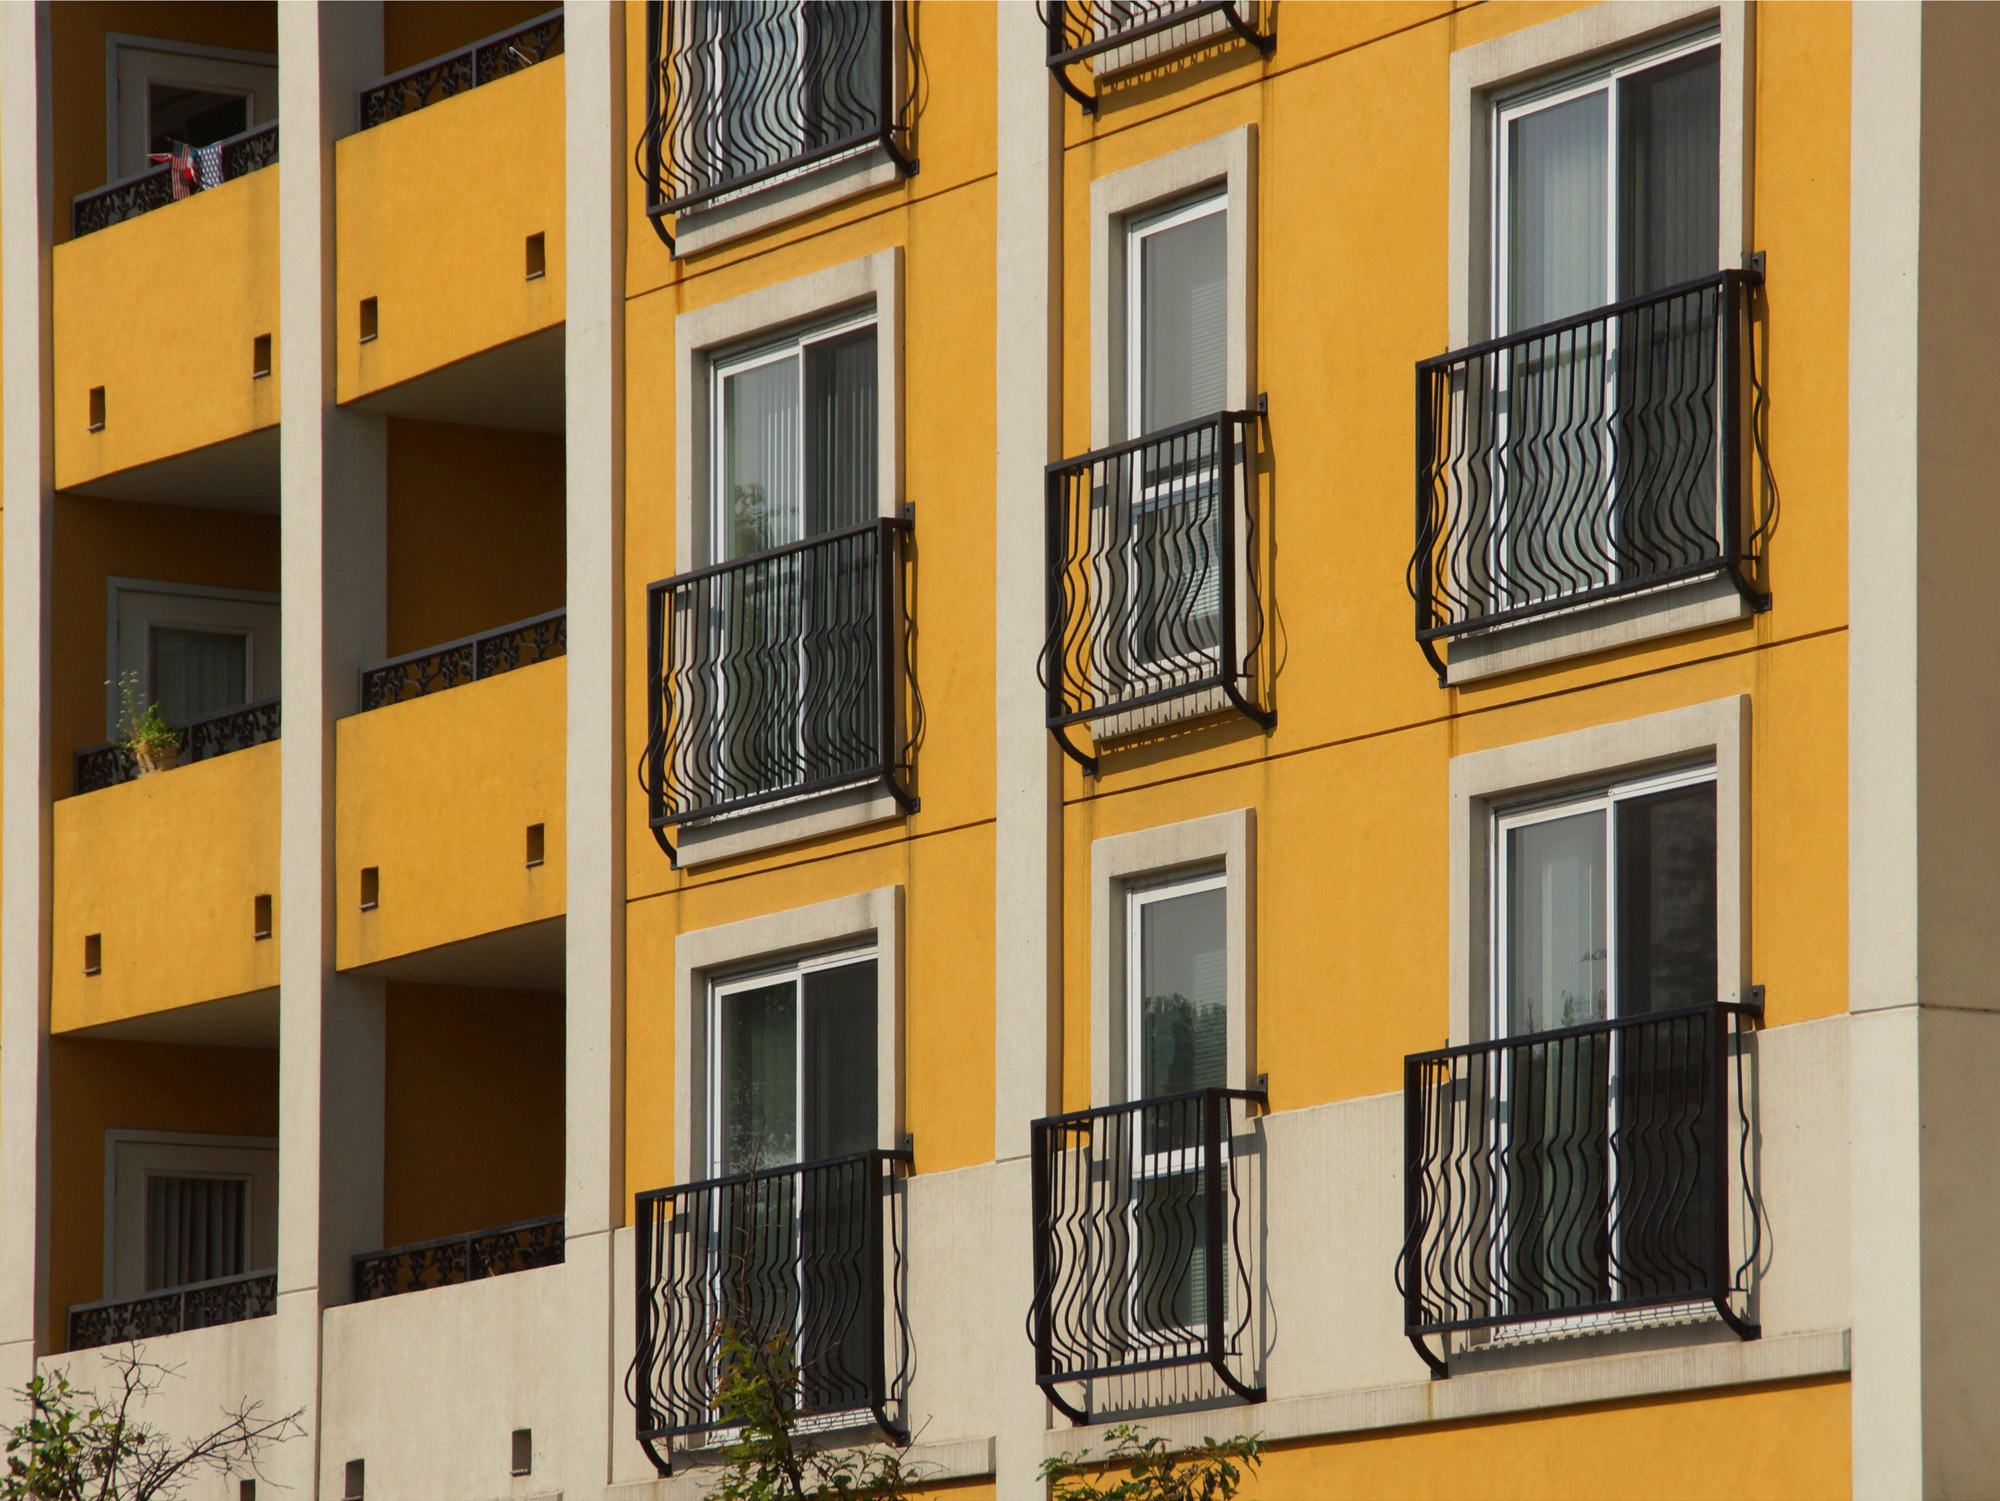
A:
1409 267 1772 682
68 1269 276 1352
358 8 564 128
1046 2 1273 114
1030 1087 1265 1425
1399 1003 1762 1379
1042 404 1272 776
631 1150 911 1478
72 121 280 240
73 696 282 795
352 1214 564 1301
642 518 917 864
358 608 566 711
638 0 916 249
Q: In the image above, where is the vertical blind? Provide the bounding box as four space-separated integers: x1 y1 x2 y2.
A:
150 627 249 726
146 1174 249 1291
1139 206 1228 435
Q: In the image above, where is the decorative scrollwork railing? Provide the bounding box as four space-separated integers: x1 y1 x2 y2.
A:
1042 404 1272 776
1409 268 1770 682
68 1269 276 1351
1029 1088 1265 1425
358 609 566 711
638 0 916 246
1398 1003 1763 1379
642 518 916 862
1045 2 1273 113
358 9 565 128
71 121 280 239
353 1214 564 1301
632 1151 911 1477
73 696 281 795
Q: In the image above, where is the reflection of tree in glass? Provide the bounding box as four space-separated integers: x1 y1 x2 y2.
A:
1141 991 1224 1094
731 482 778 557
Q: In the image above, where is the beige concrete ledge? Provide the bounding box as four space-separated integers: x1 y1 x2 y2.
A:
609 1433 995 1498
1043 1328 1849 1457
673 147 901 258
1444 571 1751 684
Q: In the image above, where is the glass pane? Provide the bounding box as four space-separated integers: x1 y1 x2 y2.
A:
1506 809 1608 1034
801 960 877 1160
717 981 798 1173
722 355 801 559
1507 91 1608 330
148 87 247 154
149 627 248 726
145 1175 247 1291
803 328 877 537
1137 885 1227 1098
1618 48 1720 298
1140 207 1227 434
1615 782 1717 1014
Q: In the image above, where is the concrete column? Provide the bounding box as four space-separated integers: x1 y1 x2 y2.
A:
0 0 56 1398
561 4 627 1496
993 6 1063 1496
1851 4 2000 1493
275 7 388 1495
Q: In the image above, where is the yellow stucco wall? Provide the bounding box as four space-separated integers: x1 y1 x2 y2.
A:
1052 0 1853 1112
382 981 564 1247
336 56 566 402
618 0 1002 1203
386 416 566 656
336 658 566 969
47 1036 279 1353
51 163 280 490
52 741 280 1032
383 1 555 76
1245 1376 1849 1499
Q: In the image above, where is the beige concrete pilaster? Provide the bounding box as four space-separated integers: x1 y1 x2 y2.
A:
0 0 57 1398
276 6 388 1495
562 4 628 1496
993 5 1063 1495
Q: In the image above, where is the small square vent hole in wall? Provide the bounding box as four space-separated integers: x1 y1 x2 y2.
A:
88 386 105 431
525 232 546 280
358 297 378 343
254 894 272 939
359 867 379 911
84 933 102 975
343 1460 363 1501
239 1482 256 1501
511 1428 532 1477
526 823 545 867
252 333 271 378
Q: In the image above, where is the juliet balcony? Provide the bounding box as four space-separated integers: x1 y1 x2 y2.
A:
337 9 564 430
1398 1003 1762 1377
1042 406 1272 775
630 1151 912 1475
642 519 918 864
1029 1088 1266 1424
1044 1 1274 115
1409 269 1770 684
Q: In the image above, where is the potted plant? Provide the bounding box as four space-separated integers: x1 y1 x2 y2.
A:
112 669 180 776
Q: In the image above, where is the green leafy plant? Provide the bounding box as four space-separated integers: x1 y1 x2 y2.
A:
2 1347 302 1501
110 671 178 763
705 1326 923 1501
1042 1424 1263 1501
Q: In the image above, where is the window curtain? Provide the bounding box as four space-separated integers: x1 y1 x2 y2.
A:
804 328 878 536
1140 209 1228 434
146 1175 247 1291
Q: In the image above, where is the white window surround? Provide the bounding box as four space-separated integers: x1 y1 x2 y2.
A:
104 578 281 737
104 34 278 182
1091 809 1255 1107
1087 127 1260 735
101 1129 278 1301
672 885 904 1185
670 250 906 865
1446 695 1748 1048
1439 4 1754 684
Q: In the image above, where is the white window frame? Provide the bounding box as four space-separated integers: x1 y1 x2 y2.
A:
101 1129 278 1301
105 578 280 737
673 887 903 1188
706 942 880 1179
105 34 278 182
707 308 880 564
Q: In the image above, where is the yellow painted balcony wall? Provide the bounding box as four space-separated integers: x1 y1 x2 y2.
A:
335 658 565 969
335 57 565 402
52 742 280 1032
51 166 280 489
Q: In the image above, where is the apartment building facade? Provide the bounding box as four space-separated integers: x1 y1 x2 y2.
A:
2 2 1997 1497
